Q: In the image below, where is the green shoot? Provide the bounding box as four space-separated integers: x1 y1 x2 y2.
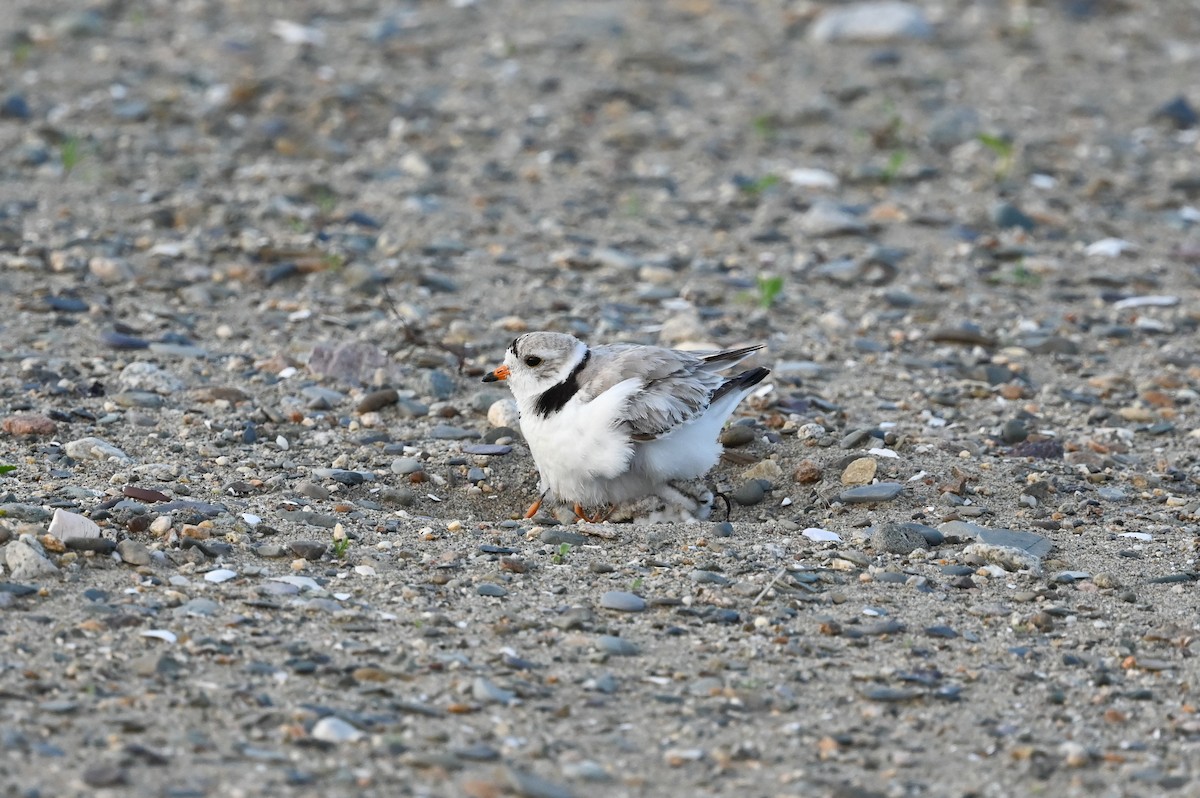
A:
756 275 784 309
881 150 906 183
977 133 1014 177
740 174 780 198
630 576 644 592
752 114 777 141
332 537 350 559
60 136 83 177
551 542 571 564
0 465 16 475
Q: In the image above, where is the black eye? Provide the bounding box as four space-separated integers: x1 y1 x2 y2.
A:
524 355 542 367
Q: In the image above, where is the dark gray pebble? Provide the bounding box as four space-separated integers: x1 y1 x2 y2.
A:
925 625 958 639
540 530 587 546
600 591 646 612
312 468 373 485
430 425 479 440
477 583 508 597
730 480 765 506
290 541 328 560
356 389 398 413
870 522 928 554
719 426 755 447
462 444 512 456
595 635 640 656
838 483 903 503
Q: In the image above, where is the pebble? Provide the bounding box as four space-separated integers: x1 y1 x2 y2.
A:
312 468 373 485
46 508 101 541
730 480 765 506
477 583 508 597
719 426 756 447
506 767 576 798
595 635 640 656
119 362 186 394
837 483 903 503
391 457 423 475
430 425 479 440
2 414 57 437
870 522 928 554
5 536 59 580
840 457 878 485
940 521 1052 557
203 569 238 583
462 443 512 456
116 539 151 566
290 541 327 560
600 591 646 612
741 459 782 484
65 436 132 463
800 200 867 236
473 677 516 705
356 389 398 413
793 460 822 483
540 529 587 546
310 716 364 744
809 1 933 42
296 480 330 501
487 398 521 428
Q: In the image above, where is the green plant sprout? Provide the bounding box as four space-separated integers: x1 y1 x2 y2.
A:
756 274 784 309
551 542 571 564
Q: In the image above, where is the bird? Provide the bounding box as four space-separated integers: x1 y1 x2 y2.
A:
481 331 769 521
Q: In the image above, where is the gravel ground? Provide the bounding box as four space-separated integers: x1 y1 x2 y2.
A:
3 1 1200 796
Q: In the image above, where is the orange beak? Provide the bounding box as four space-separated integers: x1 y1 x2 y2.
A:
481 364 510 383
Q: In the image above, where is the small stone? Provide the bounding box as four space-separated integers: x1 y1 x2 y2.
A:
838 483 903 503
380 487 416 506
462 443 512 456
118 361 186 394
793 460 822 483
487 399 520 429
740 459 783 484
595 635 640 656
506 767 576 798
290 541 327 561
391 457 423 475
81 764 128 788
730 480 765 506
541 530 587 546
430 425 478 440
1000 419 1028 444
116 539 151 566
296 480 331 501
809 1 933 43
477 583 508 597
870 522 927 554
64 436 131 463
991 201 1037 231
311 716 364 744
5 537 59 580
203 569 238 584
47 508 101 541
719 426 756 447
356 389 398 413
840 457 878 486
2 414 57 437
599 591 646 612
473 677 516 705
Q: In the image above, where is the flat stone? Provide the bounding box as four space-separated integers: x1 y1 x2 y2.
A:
506 767 576 798
595 635 640 656
2 414 57 437
47 508 101 541
5 537 59 580
311 468 373 485
809 1 933 43
64 436 131 463
730 480 765 506
838 483 903 503
870 522 927 554
116 539 151 566
939 521 1052 558
840 457 878 485
119 361 186 394
599 591 646 612
430 425 479 440
462 444 512 456
290 541 327 560
311 716 364 743
719 426 756 447
477 583 508 597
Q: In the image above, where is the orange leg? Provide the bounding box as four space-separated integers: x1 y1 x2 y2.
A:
523 496 543 519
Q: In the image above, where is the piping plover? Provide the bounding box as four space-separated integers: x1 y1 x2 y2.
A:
482 331 769 521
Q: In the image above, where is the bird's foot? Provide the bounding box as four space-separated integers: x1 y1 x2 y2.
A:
522 495 544 519
572 503 613 523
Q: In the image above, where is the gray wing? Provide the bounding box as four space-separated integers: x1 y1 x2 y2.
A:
581 343 763 441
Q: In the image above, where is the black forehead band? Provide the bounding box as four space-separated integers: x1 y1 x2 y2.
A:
509 337 520 357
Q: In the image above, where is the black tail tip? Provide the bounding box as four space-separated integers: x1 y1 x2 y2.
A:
741 366 770 387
